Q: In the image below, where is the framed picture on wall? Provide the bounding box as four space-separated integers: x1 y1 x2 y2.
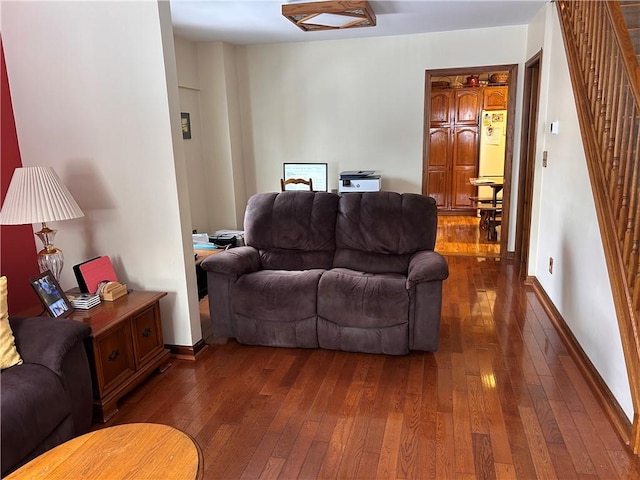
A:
283 163 328 191
181 112 191 139
29 271 73 318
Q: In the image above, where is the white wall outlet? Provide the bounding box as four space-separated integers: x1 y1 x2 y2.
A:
550 120 559 135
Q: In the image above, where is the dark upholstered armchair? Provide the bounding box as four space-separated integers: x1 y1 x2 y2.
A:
201 191 449 355
1 316 92 476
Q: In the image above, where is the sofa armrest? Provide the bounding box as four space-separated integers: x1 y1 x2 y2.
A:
200 246 262 278
407 251 449 286
8 316 93 437
9 317 91 377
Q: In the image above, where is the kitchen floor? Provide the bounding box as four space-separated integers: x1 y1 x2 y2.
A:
435 215 501 257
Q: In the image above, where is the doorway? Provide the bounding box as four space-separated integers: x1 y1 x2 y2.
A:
423 64 518 259
515 51 542 267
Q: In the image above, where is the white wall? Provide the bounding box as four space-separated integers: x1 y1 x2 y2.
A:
173 26 528 246
529 5 632 420
181 41 246 232
525 4 553 277
234 26 526 248
2 1 201 346
175 37 209 234
241 32 518 177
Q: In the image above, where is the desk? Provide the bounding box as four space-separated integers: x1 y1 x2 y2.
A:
6 423 203 479
195 247 224 299
469 177 504 241
195 247 223 265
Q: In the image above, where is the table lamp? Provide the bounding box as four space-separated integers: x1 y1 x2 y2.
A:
0 166 84 281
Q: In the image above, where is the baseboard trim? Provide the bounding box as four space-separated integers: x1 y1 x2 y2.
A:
529 276 632 445
166 339 208 361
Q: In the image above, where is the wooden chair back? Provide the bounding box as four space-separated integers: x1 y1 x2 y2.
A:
280 178 313 191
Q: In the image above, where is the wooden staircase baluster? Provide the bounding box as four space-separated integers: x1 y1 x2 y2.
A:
598 25 613 158
609 66 627 206
616 89 633 238
604 50 623 190
622 112 639 276
593 2 605 119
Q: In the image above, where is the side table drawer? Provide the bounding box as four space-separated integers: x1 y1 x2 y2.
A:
131 303 163 368
92 322 135 396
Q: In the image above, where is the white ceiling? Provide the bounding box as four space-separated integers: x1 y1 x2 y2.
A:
170 0 550 45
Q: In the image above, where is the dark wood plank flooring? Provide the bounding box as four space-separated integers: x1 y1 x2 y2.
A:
102 256 640 479
436 216 501 257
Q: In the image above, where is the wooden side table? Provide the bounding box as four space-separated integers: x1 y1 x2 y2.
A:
69 291 171 422
195 247 224 299
5 423 203 479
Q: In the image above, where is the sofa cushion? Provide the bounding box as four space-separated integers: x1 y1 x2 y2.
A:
333 249 411 275
317 268 410 355
0 276 22 370
232 269 324 348
334 192 438 273
244 192 339 270
1 363 70 471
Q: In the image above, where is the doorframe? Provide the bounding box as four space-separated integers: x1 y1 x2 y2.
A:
423 63 518 258
515 50 543 267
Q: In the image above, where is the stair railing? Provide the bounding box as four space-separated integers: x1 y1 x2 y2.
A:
556 0 640 453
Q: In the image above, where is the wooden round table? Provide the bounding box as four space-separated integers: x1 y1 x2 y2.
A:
6 423 203 479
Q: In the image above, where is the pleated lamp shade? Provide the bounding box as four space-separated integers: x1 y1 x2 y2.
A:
1 166 84 281
0 167 84 225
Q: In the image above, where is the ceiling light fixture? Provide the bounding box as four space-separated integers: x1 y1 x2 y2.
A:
282 0 376 32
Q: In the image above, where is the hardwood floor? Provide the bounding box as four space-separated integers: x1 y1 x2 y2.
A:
100 254 640 479
436 215 500 257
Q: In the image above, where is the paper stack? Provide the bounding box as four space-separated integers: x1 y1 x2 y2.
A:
70 293 101 310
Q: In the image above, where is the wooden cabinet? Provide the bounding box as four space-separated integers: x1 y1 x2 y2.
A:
426 88 481 211
452 126 479 208
70 291 170 422
483 86 508 110
454 89 482 124
425 84 509 212
426 127 448 207
429 89 453 125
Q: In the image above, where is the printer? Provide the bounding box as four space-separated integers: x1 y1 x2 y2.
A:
338 170 382 193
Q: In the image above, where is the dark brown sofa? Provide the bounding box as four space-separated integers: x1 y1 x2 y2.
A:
1 316 92 476
201 191 449 355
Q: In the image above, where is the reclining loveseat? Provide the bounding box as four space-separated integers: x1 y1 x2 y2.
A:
201 191 449 355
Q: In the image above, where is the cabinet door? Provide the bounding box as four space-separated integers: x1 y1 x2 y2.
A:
427 127 451 207
451 126 478 209
93 323 135 396
454 89 481 125
131 303 164 368
483 86 508 110
430 89 452 126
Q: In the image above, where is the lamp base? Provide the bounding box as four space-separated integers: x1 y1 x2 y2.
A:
37 248 64 282
35 224 65 281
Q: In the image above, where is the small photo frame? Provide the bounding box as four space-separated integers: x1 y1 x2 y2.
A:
30 271 73 318
181 112 191 139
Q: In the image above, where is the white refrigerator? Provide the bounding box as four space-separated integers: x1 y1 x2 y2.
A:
478 110 507 199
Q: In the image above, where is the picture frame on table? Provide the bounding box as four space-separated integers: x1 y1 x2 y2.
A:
29 271 73 318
